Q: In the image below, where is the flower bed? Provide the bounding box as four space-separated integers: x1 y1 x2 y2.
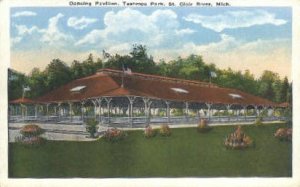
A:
224 126 253 149
103 128 127 142
17 124 46 146
197 119 212 133
274 128 292 141
159 124 171 137
144 125 157 138
17 136 46 146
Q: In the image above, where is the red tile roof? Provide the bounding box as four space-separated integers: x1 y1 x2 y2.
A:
36 69 277 107
278 102 290 108
9 97 36 104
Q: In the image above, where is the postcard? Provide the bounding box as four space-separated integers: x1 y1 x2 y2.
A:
1 0 300 186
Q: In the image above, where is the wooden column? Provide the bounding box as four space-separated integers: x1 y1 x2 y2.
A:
127 96 135 128
68 102 73 122
165 101 171 123
91 99 98 119
143 98 152 125
197 109 201 120
185 102 189 122
104 98 112 125
25 106 28 120
206 103 212 121
96 98 103 123
34 105 38 119
46 103 50 121
255 105 259 117
243 106 247 121
80 101 85 121
226 104 231 122
143 98 149 124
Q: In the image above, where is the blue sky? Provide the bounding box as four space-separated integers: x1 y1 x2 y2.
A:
10 7 292 79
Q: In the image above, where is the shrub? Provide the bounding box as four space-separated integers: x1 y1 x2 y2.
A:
159 124 171 137
103 128 127 142
274 128 292 141
16 136 46 146
18 124 45 146
20 124 45 137
197 119 212 133
254 116 262 126
144 125 157 138
86 119 98 138
224 126 253 149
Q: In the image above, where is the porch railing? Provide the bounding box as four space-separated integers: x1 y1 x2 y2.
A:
9 114 288 127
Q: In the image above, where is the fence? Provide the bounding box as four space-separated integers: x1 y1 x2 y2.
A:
9 114 287 127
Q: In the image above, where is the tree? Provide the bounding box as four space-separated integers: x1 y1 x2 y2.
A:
280 77 289 102
82 53 96 76
104 44 157 74
258 70 280 101
104 54 132 70
8 69 28 100
264 82 275 100
71 60 83 79
129 44 157 74
45 59 72 91
287 82 292 104
130 44 148 59
9 45 291 104
28 68 47 98
95 58 103 70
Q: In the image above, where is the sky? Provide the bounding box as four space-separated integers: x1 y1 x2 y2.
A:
10 7 292 80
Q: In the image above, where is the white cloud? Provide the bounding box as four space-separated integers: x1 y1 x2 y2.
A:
182 34 242 53
40 13 73 46
76 8 193 48
67 16 98 30
12 11 37 17
11 37 22 45
184 10 287 32
175 28 196 35
11 13 73 48
75 29 105 46
14 24 40 36
11 24 44 47
10 8 291 79
107 43 131 55
150 35 291 79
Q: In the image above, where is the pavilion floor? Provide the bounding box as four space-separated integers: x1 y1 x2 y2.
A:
8 116 286 142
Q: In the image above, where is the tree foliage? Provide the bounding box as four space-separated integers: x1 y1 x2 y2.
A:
8 69 27 100
8 44 292 104
45 59 72 91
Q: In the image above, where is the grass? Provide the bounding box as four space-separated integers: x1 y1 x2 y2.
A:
9 123 292 178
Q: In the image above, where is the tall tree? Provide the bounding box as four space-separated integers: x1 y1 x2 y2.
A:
258 70 280 101
71 60 83 79
28 68 47 98
287 82 292 104
45 59 72 91
8 69 28 100
82 53 96 76
8 46 291 104
280 76 289 102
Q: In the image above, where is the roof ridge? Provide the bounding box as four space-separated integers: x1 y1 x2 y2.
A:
97 68 218 88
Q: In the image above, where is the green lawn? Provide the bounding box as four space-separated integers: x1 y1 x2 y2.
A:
9 123 292 178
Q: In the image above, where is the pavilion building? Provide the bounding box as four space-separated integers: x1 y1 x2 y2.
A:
9 69 288 128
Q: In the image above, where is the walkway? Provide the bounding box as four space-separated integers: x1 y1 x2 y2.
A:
8 119 286 143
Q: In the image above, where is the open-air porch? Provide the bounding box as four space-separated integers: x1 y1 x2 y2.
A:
9 96 288 129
